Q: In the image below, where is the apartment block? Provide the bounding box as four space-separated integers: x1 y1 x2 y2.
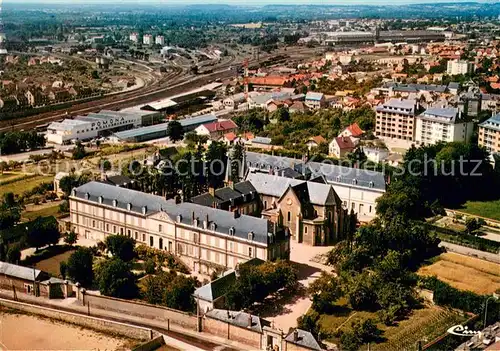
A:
447 59 475 76
479 114 500 154
415 107 474 145
69 182 290 276
375 98 418 141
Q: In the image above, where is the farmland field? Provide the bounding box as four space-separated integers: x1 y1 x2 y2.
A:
418 252 500 294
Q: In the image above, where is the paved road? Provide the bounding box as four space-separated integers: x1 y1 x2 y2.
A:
439 241 500 264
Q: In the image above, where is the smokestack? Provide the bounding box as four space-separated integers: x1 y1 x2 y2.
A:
248 314 252 327
293 330 299 342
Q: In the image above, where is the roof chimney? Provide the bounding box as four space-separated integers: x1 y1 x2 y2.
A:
247 314 252 328
192 211 195 223
293 329 299 342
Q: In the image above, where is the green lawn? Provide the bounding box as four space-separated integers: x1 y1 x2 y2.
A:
0 172 26 182
34 249 76 277
0 175 53 196
22 204 62 221
459 200 500 221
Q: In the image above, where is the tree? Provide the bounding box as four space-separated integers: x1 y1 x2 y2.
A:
72 142 86 160
26 216 61 250
64 230 78 246
205 141 228 189
6 243 21 264
341 331 362 351
272 107 290 122
97 259 138 299
163 275 198 312
166 121 184 143
308 272 342 313
465 217 482 235
66 247 94 287
105 235 136 262
230 142 245 184
145 258 156 275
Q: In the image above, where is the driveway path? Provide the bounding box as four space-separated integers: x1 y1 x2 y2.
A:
439 241 500 263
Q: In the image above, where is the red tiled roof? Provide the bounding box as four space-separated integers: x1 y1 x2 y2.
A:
335 136 355 150
247 76 288 86
347 123 364 137
491 83 500 90
202 120 238 133
309 135 326 145
224 132 237 142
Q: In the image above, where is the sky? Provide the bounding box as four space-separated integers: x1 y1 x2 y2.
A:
8 0 494 5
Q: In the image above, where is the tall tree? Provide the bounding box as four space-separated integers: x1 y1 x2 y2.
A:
66 247 94 287
166 121 184 143
97 259 138 299
105 235 136 262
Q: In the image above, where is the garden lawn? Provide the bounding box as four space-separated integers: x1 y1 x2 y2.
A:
22 204 61 221
34 249 76 276
459 200 500 221
0 175 53 196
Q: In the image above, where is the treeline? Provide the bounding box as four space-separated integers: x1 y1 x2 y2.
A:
376 142 499 220
0 131 45 155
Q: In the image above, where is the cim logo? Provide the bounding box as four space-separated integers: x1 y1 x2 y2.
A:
447 325 480 337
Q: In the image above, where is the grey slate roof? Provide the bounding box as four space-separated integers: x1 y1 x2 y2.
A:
0 261 47 281
246 173 340 206
73 182 273 245
285 329 324 351
479 113 500 132
246 152 386 191
205 309 263 333
418 107 460 124
193 271 236 302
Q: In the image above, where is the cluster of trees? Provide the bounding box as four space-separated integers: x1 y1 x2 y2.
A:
0 131 46 155
247 106 375 151
142 271 199 312
376 142 498 220
225 260 298 311
316 76 383 97
124 141 244 201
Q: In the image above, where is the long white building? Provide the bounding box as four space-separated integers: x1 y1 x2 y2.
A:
46 110 155 144
415 107 474 146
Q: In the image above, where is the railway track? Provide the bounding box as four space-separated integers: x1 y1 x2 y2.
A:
0 51 273 133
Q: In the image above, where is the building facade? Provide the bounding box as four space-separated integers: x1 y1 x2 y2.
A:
479 114 500 154
415 107 474 145
447 60 475 76
375 98 418 141
70 182 290 276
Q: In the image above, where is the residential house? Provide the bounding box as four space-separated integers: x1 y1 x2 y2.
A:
363 147 390 163
223 93 246 110
70 182 290 276
289 101 308 114
306 136 326 150
25 89 47 106
328 136 356 158
48 88 71 102
0 261 50 297
339 123 364 140
304 92 325 110
195 120 238 140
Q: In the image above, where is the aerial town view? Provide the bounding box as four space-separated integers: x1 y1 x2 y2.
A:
0 0 500 350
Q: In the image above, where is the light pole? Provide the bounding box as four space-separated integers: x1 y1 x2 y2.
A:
484 294 499 328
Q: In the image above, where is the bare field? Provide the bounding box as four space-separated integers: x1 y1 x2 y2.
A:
418 252 500 294
0 311 134 350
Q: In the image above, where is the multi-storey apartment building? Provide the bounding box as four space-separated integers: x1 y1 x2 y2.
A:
155 35 165 46
447 59 475 76
375 98 418 141
479 114 500 154
70 182 290 275
415 107 474 146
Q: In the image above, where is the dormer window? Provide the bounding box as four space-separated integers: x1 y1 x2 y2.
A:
336 175 342 182
211 222 217 231
142 206 147 215
127 203 132 211
352 179 358 185
85 193 90 200
98 196 103 204
177 215 182 223
112 199 118 207
369 181 374 188
193 219 199 227
248 232 254 241
229 227 235 236
72 189 77 196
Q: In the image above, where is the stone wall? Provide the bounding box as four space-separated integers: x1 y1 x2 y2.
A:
0 298 153 341
82 292 198 330
202 316 262 349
